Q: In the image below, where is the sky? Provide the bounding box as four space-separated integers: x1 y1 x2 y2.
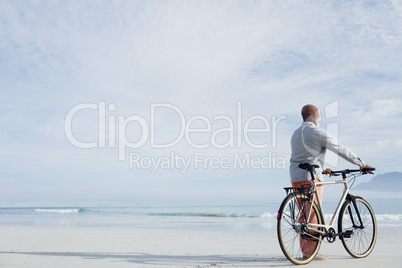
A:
1 0 402 206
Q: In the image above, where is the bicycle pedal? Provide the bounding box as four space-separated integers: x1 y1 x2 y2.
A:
343 230 354 238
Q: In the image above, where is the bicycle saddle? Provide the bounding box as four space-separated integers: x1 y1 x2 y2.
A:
298 163 319 171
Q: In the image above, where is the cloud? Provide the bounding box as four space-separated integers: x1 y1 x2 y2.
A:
1 0 402 204
369 98 402 117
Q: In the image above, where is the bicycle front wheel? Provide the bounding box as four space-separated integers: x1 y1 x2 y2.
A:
338 197 377 258
277 193 323 265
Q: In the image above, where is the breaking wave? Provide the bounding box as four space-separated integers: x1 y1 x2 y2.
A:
34 208 84 214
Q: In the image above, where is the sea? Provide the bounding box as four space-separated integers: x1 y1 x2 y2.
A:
0 199 401 233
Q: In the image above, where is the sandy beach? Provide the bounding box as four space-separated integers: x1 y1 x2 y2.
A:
1 225 400 268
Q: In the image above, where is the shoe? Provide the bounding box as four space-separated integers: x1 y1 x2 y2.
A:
313 253 328 261
302 253 328 261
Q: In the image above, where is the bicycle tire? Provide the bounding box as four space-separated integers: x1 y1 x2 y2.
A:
338 196 377 258
277 193 323 265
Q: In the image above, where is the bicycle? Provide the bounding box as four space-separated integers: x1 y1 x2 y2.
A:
277 163 377 265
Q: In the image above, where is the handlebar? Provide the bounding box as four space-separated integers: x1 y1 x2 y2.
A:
326 167 375 176
298 163 375 179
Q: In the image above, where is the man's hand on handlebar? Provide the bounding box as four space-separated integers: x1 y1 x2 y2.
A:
361 164 373 174
323 168 333 176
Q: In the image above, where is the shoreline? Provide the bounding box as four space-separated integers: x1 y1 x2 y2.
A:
1 225 401 267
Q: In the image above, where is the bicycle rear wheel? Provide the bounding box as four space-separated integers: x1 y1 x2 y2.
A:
338 197 377 258
277 193 323 265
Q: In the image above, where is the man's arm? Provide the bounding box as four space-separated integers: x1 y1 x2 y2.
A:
320 130 373 175
319 129 366 167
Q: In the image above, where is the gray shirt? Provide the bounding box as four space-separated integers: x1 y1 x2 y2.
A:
289 122 366 183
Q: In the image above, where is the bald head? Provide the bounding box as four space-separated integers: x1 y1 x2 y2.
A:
301 104 319 122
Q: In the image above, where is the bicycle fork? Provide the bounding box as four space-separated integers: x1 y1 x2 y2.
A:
347 195 365 230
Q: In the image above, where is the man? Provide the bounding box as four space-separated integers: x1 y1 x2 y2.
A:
289 104 372 261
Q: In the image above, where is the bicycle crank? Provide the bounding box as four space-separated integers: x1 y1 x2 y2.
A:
326 228 336 243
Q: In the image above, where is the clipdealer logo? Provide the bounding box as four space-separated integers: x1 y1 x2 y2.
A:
64 101 287 173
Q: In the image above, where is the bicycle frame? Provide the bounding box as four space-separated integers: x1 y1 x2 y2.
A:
304 177 351 235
